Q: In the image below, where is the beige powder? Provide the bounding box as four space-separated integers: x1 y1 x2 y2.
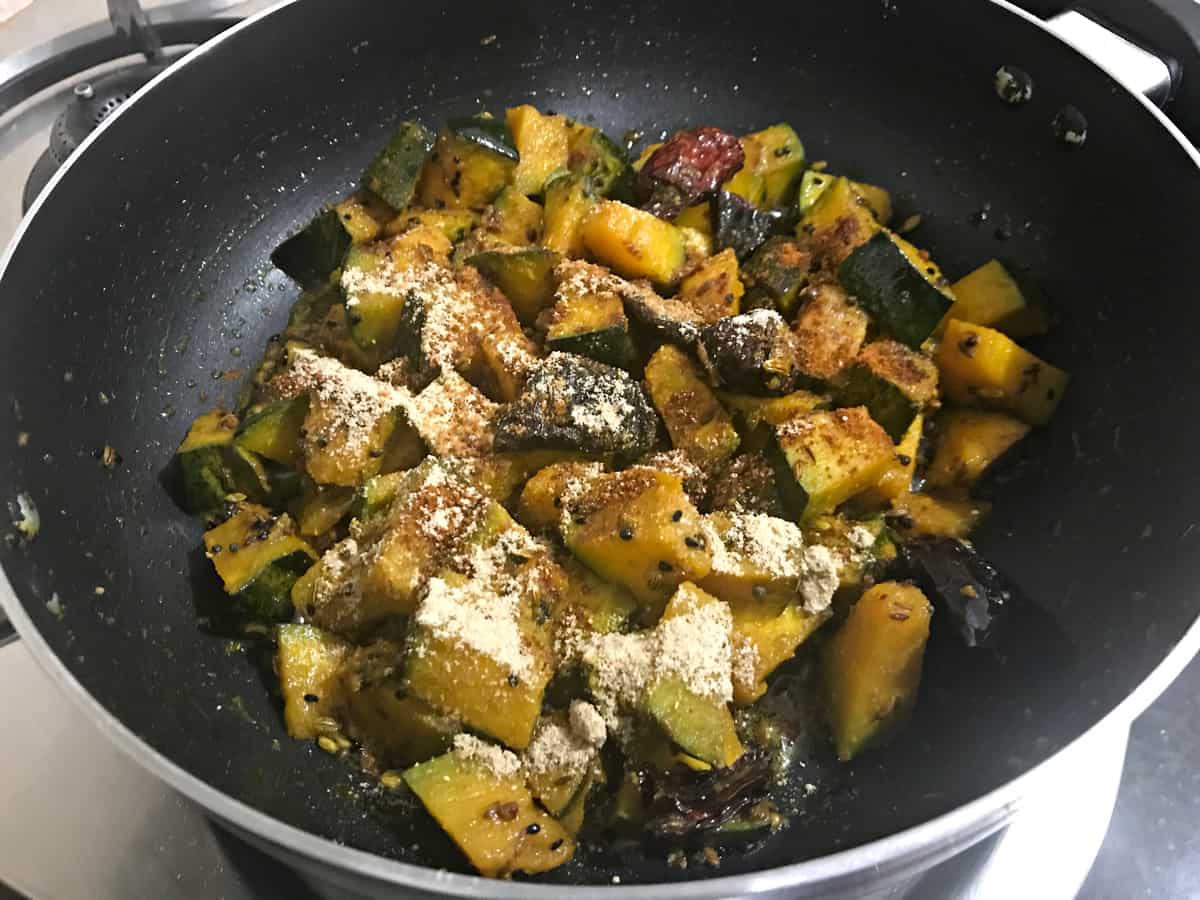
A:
408 370 498 458
452 733 523 779
731 635 760 698
655 588 734 703
568 699 607 748
414 576 533 678
798 544 840 613
523 700 607 781
710 513 804 579
275 347 410 456
570 584 735 729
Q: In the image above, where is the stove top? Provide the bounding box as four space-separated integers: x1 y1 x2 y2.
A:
0 3 1197 898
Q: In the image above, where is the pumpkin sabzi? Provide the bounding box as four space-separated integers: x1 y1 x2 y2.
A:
170 105 1070 879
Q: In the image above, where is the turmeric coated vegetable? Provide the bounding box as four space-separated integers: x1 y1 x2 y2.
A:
173 102 1070 880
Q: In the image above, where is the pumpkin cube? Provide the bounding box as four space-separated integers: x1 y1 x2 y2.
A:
698 511 806 614
677 247 743 322
403 746 574 877
643 344 740 471
770 406 895 521
823 581 932 760
945 259 1049 339
580 200 687 287
935 319 1068 425
506 105 569 196
926 409 1031 488
275 624 351 739
731 604 829 705
836 340 939 442
561 467 713 617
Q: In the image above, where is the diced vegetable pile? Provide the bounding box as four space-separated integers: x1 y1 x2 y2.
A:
174 104 1068 879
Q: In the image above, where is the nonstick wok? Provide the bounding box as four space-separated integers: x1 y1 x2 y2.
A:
1 0 1199 896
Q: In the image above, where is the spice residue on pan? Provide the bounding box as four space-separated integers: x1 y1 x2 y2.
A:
993 65 1034 106
1052 105 1088 147
10 491 39 541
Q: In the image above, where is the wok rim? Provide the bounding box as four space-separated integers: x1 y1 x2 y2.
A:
1 0 1198 895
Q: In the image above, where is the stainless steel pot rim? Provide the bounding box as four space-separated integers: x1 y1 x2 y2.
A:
2 0 1198 895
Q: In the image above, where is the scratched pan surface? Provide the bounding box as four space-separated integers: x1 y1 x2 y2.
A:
1 0 1199 892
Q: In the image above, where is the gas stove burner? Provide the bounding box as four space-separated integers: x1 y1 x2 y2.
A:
54 65 170 166
23 63 168 211
7 0 243 214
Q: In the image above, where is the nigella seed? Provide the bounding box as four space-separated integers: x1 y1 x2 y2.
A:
574 515 587 525
303 693 319 703
619 526 634 541
550 839 564 851
671 509 683 522
752 584 768 599
526 823 541 835
658 560 673 572
507 674 520 688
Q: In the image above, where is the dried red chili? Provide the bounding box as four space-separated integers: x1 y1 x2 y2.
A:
636 126 745 218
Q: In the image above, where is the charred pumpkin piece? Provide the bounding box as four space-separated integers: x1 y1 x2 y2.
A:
494 352 657 461
742 237 812 316
712 191 792 261
699 309 802 396
415 117 518 210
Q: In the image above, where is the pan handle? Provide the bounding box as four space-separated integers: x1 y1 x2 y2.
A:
1007 0 1200 143
108 0 164 64
1042 10 1175 103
